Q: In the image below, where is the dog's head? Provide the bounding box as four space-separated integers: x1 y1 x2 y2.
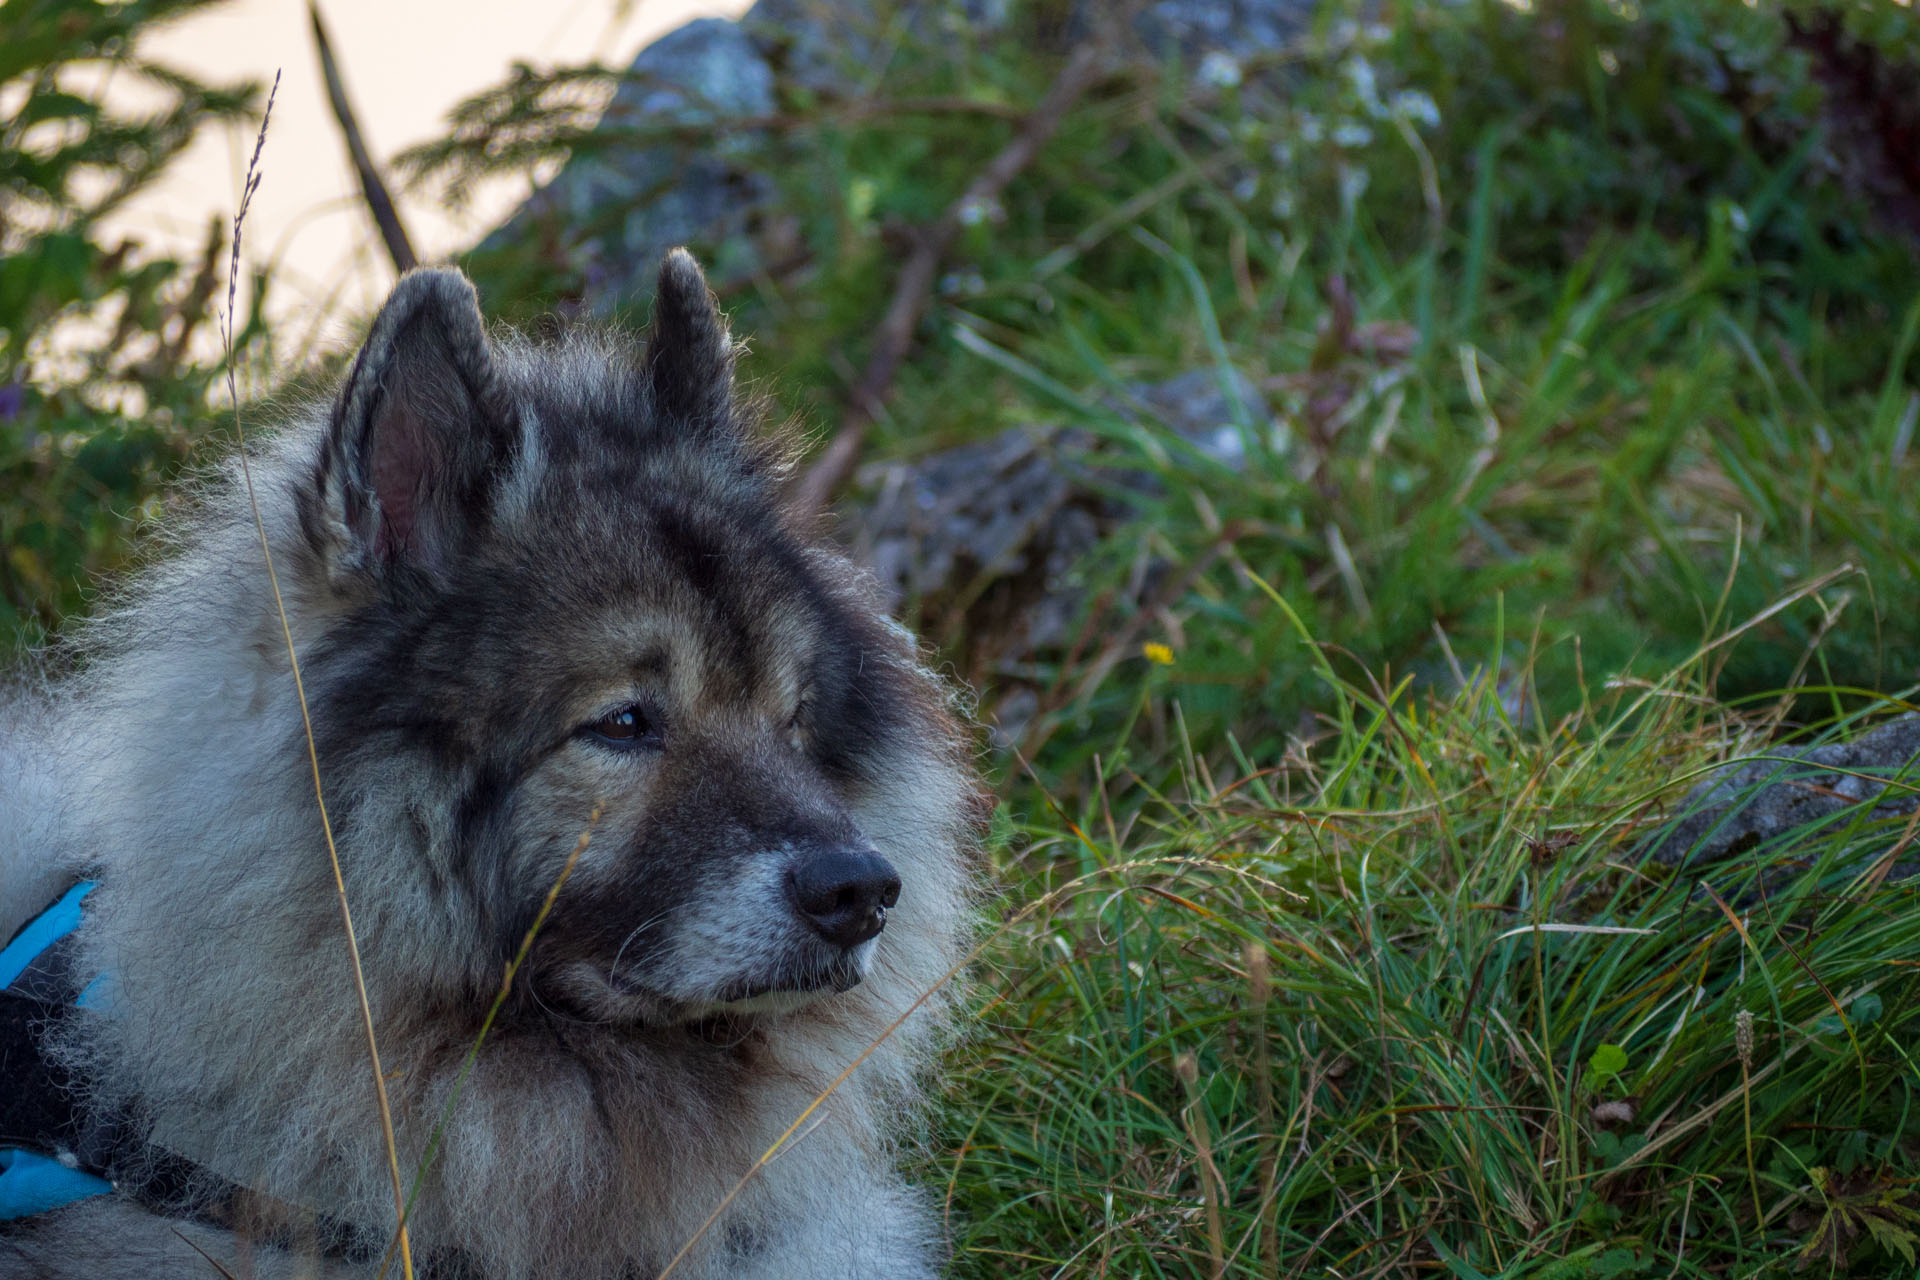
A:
295 253 962 1027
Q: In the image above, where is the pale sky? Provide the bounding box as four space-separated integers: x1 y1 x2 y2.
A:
105 0 752 356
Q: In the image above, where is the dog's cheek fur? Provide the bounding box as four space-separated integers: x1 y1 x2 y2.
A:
519 719 906 1015
6 256 976 1279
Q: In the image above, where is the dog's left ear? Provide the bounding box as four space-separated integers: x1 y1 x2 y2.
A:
319 268 513 581
645 248 737 439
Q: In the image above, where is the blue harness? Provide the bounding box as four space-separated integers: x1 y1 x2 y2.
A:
0 881 114 1219
0 886 471 1273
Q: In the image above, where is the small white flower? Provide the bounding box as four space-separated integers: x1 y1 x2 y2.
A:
1338 164 1371 206
1346 57 1384 114
1392 89 1441 129
956 194 1003 227
938 268 987 297
1333 121 1374 148
1198 51 1243 89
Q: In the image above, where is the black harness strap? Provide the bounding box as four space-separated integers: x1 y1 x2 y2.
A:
1 921 212 1214
0 931 87 1157
1 895 476 1277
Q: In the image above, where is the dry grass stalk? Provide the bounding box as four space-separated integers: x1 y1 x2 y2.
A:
1248 942 1280 1279
1176 1051 1227 1279
218 70 416 1280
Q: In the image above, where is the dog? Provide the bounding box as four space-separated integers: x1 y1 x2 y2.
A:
0 251 980 1278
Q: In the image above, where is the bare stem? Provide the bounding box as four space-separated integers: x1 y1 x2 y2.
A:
310 0 418 273
1177 1052 1228 1279
373 805 605 1280
788 44 1105 517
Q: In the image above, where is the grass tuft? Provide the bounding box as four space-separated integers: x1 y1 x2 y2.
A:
942 626 1920 1276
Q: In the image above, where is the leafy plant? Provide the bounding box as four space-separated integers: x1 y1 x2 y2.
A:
0 0 261 651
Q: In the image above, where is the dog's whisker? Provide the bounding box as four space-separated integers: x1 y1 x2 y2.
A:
606 912 667 988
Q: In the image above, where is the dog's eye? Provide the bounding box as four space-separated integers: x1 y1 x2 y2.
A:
582 705 661 750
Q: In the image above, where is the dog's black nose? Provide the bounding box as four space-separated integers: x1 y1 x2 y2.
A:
788 849 902 948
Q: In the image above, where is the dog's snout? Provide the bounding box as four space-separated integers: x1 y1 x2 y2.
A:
788 849 902 948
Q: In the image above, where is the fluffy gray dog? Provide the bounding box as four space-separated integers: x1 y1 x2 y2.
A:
0 252 979 1278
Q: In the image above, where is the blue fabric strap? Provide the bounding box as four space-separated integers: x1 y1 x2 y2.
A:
0 880 93 990
0 882 456 1270
1 879 113 1220
0 1149 112 1219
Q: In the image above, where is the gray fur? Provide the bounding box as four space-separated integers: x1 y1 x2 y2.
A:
0 673 70 945
1 255 980 1279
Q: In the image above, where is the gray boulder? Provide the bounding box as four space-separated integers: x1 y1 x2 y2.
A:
1643 715 1920 880
485 17 777 305
850 369 1270 664
485 0 1323 308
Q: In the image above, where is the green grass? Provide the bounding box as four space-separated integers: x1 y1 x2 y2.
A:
940 643 1920 1277
640 12 1920 1270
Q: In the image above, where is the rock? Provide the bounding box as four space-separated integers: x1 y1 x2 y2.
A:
1119 367 1273 470
1642 715 1920 879
484 17 777 307
485 0 1325 308
854 425 1107 661
1135 0 1319 61
848 370 1272 678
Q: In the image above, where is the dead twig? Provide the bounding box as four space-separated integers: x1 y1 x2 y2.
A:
789 45 1105 517
310 0 418 273
168 1226 239 1280
1247 943 1281 1280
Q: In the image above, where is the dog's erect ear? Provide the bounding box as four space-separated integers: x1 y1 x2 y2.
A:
322 268 512 578
645 248 735 437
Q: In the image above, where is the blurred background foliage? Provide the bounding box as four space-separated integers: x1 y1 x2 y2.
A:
3 0 1918 746
0 0 266 651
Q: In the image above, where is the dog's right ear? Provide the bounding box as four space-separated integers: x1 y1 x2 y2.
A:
315 269 513 583
645 248 736 439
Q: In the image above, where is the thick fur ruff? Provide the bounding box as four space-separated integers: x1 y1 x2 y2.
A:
1 253 980 1279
